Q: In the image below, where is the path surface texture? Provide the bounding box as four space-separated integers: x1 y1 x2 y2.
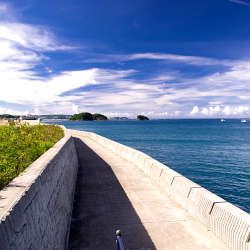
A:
68 132 228 250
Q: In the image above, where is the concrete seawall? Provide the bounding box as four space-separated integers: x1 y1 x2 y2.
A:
0 127 249 250
69 129 250 250
0 129 78 250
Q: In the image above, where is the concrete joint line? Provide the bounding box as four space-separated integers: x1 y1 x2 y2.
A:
159 168 163 177
208 201 227 215
155 168 164 184
147 163 153 172
187 186 202 198
170 176 182 185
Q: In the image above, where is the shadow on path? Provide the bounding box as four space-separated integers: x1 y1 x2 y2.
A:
68 138 156 250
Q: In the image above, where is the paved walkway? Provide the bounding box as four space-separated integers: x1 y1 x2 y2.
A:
68 133 228 250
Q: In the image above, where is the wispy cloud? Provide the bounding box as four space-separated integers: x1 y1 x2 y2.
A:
83 52 233 66
127 53 227 66
228 0 250 6
0 22 75 51
0 3 87 114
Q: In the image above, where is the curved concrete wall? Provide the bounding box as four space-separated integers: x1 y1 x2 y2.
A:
0 129 78 250
70 130 250 250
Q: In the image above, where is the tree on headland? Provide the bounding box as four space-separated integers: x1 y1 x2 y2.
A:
70 112 93 120
136 115 149 120
92 113 108 120
70 112 108 121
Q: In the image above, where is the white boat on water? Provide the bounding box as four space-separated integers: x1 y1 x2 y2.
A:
241 119 247 123
221 119 226 122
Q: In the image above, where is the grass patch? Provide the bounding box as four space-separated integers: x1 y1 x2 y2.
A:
0 123 64 190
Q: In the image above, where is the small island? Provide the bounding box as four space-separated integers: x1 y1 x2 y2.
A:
136 115 149 120
70 112 108 121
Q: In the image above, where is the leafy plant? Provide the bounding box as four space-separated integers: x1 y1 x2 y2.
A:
0 123 64 190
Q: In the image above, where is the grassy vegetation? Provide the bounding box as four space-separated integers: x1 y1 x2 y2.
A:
0 123 64 190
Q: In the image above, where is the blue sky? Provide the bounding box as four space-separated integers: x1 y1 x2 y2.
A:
1 0 250 118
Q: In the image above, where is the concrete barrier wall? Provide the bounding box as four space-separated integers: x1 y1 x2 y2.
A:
0 120 8 126
0 130 78 250
71 130 250 250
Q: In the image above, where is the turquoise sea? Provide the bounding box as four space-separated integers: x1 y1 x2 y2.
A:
46 119 250 213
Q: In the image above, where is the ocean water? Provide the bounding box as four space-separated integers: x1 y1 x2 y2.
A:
46 119 250 213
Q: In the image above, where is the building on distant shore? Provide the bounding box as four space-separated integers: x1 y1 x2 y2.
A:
20 114 37 121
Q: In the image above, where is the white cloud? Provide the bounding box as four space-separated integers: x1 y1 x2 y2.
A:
128 53 224 65
239 96 250 100
0 3 86 114
153 74 175 82
209 106 220 113
139 111 168 118
174 110 182 116
159 111 168 116
200 106 220 116
201 107 209 115
0 106 29 115
80 55 250 117
190 105 249 117
85 52 233 66
34 108 40 115
151 60 250 116
222 106 249 116
1 3 250 117
2 45 250 116
234 106 248 113
209 101 222 105
0 22 73 51
0 68 109 104
190 106 199 115
72 104 79 113
223 106 232 115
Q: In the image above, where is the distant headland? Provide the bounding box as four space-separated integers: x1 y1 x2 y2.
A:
70 113 150 121
70 112 108 121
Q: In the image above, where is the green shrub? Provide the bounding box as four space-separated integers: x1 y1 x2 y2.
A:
0 123 64 190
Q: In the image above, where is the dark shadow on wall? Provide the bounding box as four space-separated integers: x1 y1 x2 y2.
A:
68 138 156 250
